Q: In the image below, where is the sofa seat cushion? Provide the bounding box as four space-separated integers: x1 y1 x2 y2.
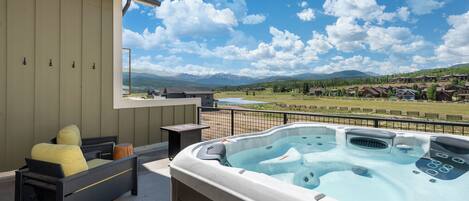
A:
57 125 82 146
31 143 88 176
87 159 112 169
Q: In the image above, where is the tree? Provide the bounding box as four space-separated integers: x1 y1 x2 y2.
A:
273 85 279 93
426 84 437 101
302 83 310 94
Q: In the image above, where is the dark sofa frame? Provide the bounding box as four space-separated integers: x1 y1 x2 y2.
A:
15 155 138 201
51 136 118 160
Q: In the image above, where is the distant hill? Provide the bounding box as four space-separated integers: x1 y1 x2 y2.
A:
225 63 469 90
123 72 206 91
124 70 374 90
394 63 469 78
175 73 257 86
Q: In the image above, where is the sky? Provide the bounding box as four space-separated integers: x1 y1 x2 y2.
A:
122 0 469 77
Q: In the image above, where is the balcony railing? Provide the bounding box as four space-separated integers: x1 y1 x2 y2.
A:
197 107 469 140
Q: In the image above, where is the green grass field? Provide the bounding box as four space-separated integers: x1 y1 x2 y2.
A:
216 91 469 118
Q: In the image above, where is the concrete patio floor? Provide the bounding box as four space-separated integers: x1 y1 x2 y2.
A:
0 147 172 201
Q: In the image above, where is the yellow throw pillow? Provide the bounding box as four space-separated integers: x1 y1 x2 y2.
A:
57 125 82 146
31 143 88 177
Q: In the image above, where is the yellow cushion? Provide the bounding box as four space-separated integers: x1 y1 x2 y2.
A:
31 143 88 176
57 125 82 146
86 159 112 169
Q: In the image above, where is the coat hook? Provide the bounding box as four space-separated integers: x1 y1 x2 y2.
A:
22 57 27 65
72 61 75 68
92 62 96 70
49 59 53 67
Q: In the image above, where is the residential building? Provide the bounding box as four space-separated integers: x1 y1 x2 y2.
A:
396 89 418 100
309 87 325 96
183 91 215 107
162 88 215 107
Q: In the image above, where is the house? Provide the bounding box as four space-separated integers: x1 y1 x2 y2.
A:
147 89 160 97
454 74 469 81
440 74 453 81
440 74 469 81
415 75 437 82
454 85 469 101
346 87 359 96
328 88 340 96
183 91 215 107
162 88 215 107
309 87 325 96
162 88 186 98
359 87 381 98
396 89 417 100
437 88 456 101
373 87 389 97
391 77 415 83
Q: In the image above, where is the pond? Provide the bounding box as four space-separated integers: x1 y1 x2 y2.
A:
218 98 267 105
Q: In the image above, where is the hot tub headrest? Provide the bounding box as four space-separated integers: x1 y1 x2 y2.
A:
432 136 469 155
197 142 230 166
346 128 396 139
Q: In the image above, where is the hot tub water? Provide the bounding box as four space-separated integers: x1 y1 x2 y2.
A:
226 127 469 201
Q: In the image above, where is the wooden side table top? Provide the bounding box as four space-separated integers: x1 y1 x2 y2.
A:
160 124 210 133
113 143 134 160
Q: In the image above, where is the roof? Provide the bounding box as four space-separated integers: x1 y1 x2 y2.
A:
361 87 380 95
162 87 211 94
396 89 417 96
183 91 214 95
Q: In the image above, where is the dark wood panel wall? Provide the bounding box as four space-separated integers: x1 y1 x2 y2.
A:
0 0 196 172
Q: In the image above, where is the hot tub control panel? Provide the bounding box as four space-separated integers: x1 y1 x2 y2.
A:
416 137 469 180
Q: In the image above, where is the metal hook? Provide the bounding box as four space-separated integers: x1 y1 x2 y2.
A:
22 57 27 65
92 62 96 70
72 61 75 68
49 59 53 67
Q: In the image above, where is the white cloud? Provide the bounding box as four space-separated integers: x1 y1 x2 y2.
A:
122 27 173 50
407 0 444 15
412 55 433 64
435 11 469 63
324 16 428 54
154 0 238 37
303 32 333 61
331 56 344 60
325 17 367 52
299 1 308 8
208 27 335 76
208 0 248 20
226 31 258 48
366 26 427 53
323 0 395 23
313 55 416 74
297 8 315 21
397 7 410 21
132 55 221 76
242 14 266 24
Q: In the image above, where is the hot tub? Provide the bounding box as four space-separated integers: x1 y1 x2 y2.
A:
169 123 469 201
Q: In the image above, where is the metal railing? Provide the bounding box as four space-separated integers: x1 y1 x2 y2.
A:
198 107 469 140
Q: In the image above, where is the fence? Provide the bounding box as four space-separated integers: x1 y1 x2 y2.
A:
198 107 469 140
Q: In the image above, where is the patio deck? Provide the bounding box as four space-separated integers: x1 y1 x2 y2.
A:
0 147 172 201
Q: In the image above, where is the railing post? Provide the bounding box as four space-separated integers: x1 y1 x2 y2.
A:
373 119 379 128
197 107 201 124
283 113 288 124
231 110 235 136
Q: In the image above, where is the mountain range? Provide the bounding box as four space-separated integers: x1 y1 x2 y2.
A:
123 70 373 90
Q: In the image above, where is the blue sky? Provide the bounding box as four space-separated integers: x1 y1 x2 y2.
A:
122 0 469 77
